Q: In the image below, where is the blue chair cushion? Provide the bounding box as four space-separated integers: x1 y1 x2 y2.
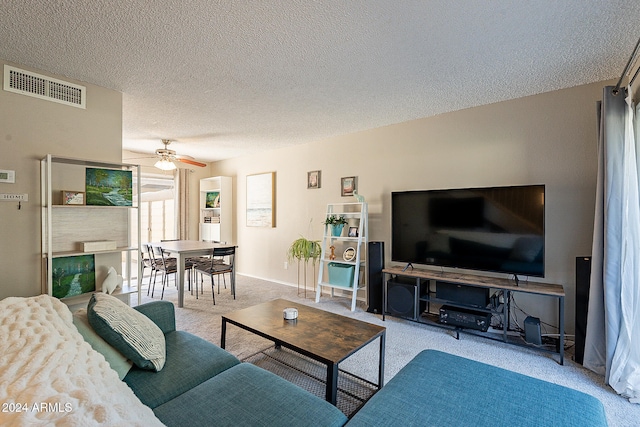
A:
153 363 348 427
124 330 240 408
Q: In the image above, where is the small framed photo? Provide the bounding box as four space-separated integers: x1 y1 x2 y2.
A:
343 247 356 262
307 170 321 189
348 226 358 237
62 190 85 205
341 176 357 197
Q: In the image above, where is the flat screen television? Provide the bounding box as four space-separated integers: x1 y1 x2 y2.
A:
391 185 545 277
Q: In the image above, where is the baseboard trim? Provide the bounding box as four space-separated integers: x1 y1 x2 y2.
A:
236 272 366 302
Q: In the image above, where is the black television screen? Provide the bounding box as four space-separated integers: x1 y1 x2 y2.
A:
391 185 545 277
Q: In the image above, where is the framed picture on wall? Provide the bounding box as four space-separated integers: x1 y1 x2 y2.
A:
246 172 276 227
341 176 357 197
307 170 321 189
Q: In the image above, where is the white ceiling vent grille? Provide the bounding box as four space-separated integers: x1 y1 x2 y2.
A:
3 65 86 109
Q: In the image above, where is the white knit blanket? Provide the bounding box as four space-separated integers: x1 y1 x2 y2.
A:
0 295 164 426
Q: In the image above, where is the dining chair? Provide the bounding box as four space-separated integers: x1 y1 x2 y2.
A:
141 244 154 296
192 246 236 305
161 239 200 292
191 241 236 299
151 245 193 300
146 243 170 295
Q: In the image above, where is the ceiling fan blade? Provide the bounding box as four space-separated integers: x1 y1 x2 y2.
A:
177 158 207 167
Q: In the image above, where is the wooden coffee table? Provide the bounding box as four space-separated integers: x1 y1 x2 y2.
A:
221 298 386 405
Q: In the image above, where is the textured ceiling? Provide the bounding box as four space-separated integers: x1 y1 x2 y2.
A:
1 1 639 162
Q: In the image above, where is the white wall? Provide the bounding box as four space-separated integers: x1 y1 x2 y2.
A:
211 80 609 334
0 59 122 299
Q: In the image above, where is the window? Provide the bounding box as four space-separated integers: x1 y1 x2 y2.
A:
138 173 176 242
128 173 176 280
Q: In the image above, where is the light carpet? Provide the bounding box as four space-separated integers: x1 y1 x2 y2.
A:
138 274 639 426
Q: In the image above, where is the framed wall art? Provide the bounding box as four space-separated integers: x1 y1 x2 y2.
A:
51 254 96 299
341 176 357 197
85 168 133 206
62 190 85 205
307 170 321 189
246 172 276 227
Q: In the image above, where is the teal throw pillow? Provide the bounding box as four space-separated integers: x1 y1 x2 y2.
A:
87 293 166 371
73 308 133 379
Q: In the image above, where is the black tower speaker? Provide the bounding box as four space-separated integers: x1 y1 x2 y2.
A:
367 241 384 314
575 256 591 365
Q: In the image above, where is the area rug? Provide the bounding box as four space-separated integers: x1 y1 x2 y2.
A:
243 346 377 417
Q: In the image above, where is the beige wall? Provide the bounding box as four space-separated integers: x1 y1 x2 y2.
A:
211 80 610 333
0 59 122 299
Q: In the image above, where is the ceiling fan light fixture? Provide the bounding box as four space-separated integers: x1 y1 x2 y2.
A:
154 158 177 171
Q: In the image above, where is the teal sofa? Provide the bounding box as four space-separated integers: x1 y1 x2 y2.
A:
349 349 608 427
124 300 347 427
125 301 608 427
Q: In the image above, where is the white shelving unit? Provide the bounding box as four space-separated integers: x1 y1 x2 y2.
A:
316 202 368 311
199 176 233 243
41 155 142 310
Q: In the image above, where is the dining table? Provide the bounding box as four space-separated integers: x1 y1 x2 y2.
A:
150 240 237 308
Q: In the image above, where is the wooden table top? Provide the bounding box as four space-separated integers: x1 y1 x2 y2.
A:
149 240 235 253
222 299 385 364
383 265 565 297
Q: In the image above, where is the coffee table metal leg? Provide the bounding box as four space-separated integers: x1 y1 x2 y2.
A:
221 318 227 349
379 332 385 389
327 363 338 404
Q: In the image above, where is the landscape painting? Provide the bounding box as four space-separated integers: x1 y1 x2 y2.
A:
52 255 96 299
246 172 275 227
86 168 133 206
205 191 220 208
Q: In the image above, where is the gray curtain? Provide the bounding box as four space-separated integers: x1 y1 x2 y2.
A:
584 85 640 404
176 168 190 240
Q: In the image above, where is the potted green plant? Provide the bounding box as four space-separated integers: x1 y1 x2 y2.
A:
287 236 321 298
324 215 348 236
287 236 321 264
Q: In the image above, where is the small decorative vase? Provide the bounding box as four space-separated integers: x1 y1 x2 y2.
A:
331 224 344 237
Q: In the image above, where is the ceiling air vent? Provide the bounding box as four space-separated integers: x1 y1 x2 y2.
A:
3 65 86 109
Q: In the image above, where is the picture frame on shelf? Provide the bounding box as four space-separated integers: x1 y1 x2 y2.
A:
52 254 96 299
205 191 221 208
246 172 276 227
343 247 356 262
61 190 85 205
85 168 133 206
348 226 358 237
307 170 321 189
341 176 357 197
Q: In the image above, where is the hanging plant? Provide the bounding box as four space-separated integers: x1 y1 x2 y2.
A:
287 236 321 264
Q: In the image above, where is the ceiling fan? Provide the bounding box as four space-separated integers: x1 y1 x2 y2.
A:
153 139 207 170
